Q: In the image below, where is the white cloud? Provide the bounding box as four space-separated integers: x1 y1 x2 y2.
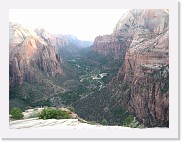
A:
9 9 130 41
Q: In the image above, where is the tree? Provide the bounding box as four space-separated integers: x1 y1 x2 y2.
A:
10 107 24 120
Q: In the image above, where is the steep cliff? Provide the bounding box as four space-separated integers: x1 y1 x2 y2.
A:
92 34 128 60
111 9 169 127
9 23 63 87
9 23 66 111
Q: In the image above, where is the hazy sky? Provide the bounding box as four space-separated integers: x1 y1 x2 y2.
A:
9 9 130 41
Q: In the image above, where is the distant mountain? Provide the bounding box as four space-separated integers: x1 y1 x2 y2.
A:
58 34 93 48
34 28 93 49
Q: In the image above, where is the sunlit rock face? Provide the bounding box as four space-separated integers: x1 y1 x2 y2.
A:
108 9 169 127
9 23 62 87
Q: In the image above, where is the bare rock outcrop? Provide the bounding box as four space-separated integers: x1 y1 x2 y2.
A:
9 23 62 87
92 34 128 60
110 9 169 127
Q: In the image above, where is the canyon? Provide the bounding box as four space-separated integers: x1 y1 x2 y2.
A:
76 9 169 127
9 9 169 127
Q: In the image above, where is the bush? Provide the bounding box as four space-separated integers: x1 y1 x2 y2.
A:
100 119 109 125
123 115 134 126
69 106 75 112
123 115 143 128
39 108 71 120
10 107 24 120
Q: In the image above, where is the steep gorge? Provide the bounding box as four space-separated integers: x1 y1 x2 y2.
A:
9 9 169 127
86 9 169 127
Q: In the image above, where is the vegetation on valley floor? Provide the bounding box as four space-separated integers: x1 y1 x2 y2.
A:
9 46 145 127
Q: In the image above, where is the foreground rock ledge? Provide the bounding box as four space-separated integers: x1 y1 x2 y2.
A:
10 118 131 129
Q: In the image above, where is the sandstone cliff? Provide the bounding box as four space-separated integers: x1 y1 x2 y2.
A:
110 9 169 127
92 34 128 60
9 23 62 87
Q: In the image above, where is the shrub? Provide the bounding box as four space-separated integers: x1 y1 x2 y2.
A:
39 108 71 120
123 115 143 128
10 107 24 120
69 106 75 112
123 115 134 126
100 119 109 125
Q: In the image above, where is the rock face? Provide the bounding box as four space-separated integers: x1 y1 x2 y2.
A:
92 34 128 60
110 9 169 127
10 118 131 129
34 28 69 48
9 23 62 87
34 28 93 49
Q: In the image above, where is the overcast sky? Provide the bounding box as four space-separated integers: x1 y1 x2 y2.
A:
9 9 130 41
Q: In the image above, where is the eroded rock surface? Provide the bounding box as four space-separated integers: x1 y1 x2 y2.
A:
92 34 128 60
9 23 62 87
110 9 169 127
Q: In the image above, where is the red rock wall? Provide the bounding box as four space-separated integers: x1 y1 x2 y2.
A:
9 23 62 87
111 9 169 126
92 34 129 60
